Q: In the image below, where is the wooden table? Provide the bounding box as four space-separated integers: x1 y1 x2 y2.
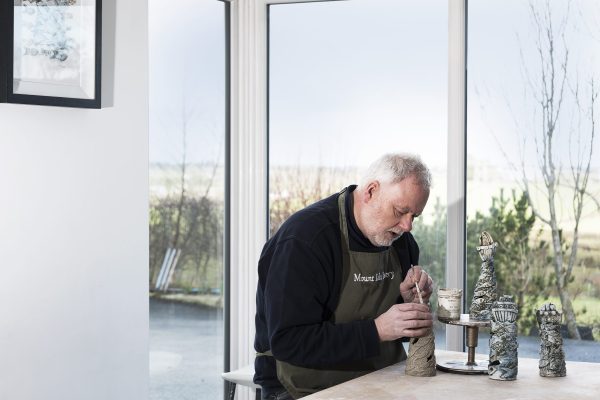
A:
303 350 600 399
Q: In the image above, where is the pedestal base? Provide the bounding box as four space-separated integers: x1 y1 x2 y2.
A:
436 359 489 375
437 315 491 375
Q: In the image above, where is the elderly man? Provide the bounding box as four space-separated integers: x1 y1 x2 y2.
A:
254 153 434 399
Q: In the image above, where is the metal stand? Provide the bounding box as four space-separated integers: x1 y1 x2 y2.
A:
437 317 490 374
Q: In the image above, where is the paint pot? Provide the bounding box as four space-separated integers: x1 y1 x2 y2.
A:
437 288 462 322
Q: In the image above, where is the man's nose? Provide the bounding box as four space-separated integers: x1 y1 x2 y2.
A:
397 216 412 232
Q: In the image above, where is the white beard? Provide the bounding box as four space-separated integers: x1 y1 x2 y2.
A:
369 231 404 247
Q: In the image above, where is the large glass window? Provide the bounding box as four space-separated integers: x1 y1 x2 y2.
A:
467 0 600 361
149 0 226 398
269 0 448 345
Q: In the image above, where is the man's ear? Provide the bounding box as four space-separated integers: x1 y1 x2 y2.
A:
363 181 380 203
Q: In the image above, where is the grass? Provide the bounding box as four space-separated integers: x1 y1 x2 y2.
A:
538 295 600 341
542 296 600 325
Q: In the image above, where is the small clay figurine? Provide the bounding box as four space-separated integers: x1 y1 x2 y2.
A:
470 231 498 320
536 303 567 377
488 295 518 380
405 281 436 377
405 329 437 377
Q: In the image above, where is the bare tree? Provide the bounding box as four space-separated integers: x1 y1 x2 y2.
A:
269 165 357 236
518 1 598 339
149 84 224 290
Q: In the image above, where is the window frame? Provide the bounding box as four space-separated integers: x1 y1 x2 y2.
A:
227 0 467 393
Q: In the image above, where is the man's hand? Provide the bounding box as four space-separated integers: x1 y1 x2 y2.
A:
374 303 433 341
399 265 433 304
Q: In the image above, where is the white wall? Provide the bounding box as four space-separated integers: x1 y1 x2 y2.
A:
0 1 149 399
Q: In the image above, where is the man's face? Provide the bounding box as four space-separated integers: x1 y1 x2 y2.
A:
360 176 429 247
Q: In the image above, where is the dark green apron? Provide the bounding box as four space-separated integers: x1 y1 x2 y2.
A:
276 189 406 398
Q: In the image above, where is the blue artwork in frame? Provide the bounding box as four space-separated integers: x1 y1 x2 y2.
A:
1 0 102 108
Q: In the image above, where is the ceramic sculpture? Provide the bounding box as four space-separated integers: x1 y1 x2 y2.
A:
488 295 519 380
405 328 437 377
470 231 498 320
536 303 567 377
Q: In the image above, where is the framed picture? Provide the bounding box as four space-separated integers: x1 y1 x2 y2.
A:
1 0 102 108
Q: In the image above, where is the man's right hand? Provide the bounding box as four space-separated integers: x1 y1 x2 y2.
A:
374 303 433 342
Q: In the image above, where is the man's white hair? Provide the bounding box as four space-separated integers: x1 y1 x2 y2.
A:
359 153 431 190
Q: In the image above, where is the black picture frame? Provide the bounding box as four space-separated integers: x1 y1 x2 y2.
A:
1 0 102 108
0 1 9 103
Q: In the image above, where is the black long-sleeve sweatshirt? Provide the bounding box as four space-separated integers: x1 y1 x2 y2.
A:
254 185 419 391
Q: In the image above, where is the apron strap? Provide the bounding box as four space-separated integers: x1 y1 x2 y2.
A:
336 189 351 315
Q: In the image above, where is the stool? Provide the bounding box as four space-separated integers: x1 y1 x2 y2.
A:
222 364 261 400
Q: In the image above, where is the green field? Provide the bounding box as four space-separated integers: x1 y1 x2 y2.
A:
540 296 600 341
149 162 600 343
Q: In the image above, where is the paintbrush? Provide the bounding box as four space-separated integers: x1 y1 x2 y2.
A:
411 265 424 304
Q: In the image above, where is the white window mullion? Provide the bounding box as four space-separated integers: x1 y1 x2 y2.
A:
446 0 467 352
229 2 268 400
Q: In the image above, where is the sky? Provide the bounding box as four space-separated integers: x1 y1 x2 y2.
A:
468 0 600 172
466 0 600 232
148 0 449 169
148 0 225 166
268 0 448 170
148 0 599 188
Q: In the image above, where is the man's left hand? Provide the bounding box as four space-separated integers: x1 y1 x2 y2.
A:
399 265 433 304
